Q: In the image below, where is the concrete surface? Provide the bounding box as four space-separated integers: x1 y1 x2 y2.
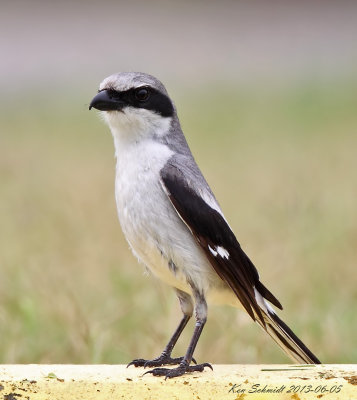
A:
0 364 356 399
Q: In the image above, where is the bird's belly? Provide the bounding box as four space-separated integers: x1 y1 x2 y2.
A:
114 141 194 292
115 172 220 295
116 180 193 292
113 139 234 298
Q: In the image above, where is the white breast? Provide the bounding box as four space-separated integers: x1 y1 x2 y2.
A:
113 138 220 296
114 139 184 286
115 139 172 246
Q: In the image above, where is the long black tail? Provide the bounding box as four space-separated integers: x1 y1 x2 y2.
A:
253 287 320 363
258 306 320 364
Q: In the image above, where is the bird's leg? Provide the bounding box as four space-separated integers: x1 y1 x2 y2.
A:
144 289 212 378
127 290 194 368
128 315 191 368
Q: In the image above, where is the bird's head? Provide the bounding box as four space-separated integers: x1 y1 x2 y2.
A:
89 72 175 143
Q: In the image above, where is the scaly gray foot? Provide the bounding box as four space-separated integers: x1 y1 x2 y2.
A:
143 362 212 378
127 354 197 368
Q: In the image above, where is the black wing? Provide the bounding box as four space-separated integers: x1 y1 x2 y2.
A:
160 163 282 325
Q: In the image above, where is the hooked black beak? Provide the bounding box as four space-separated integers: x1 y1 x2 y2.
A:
89 90 125 111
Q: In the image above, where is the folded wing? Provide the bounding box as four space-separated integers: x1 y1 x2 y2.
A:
160 162 282 326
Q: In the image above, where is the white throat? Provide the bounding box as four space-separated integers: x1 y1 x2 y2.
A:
103 108 172 156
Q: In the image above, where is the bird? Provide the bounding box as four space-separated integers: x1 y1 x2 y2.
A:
89 72 320 378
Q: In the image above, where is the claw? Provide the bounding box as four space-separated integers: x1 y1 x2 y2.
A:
200 362 213 371
128 354 196 368
127 359 147 368
143 367 169 377
143 362 213 378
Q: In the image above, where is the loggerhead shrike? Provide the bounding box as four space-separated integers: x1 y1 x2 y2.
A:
89 72 320 378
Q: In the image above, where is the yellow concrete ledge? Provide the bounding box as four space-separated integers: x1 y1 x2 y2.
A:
0 364 356 399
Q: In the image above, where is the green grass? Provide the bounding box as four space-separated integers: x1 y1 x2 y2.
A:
0 80 356 364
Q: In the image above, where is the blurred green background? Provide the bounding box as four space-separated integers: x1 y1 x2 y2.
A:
1 0 356 365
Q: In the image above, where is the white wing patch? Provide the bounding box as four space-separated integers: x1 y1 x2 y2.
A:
208 245 218 256
217 246 229 259
254 287 275 314
208 245 229 259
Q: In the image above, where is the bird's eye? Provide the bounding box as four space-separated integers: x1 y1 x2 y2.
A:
135 87 150 102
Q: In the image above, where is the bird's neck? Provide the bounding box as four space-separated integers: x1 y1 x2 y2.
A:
106 111 173 156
